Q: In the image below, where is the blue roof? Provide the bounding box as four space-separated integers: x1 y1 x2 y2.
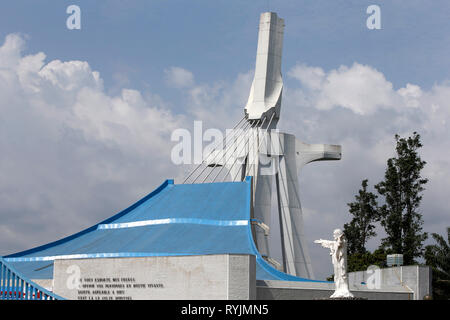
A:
4 177 321 283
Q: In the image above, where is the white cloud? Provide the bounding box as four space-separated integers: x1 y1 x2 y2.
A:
282 62 450 278
1 33 449 281
0 33 26 68
288 64 325 91
288 63 396 115
164 66 195 88
398 83 422 108
0 34 185 254
0 33 248 259
186 71 252 129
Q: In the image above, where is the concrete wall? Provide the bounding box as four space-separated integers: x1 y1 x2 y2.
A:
256 280 413 300
257 266 430 300
32 254 429 300
348 266 431 300
52 254 256 300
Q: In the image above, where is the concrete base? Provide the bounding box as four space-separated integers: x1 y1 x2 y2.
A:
30 255 430 300
255 265 430 300
51 254 256 300
348 265 431 300
256 280 413 300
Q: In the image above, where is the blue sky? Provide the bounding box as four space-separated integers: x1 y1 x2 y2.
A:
0 1 449 281
2 1 449 94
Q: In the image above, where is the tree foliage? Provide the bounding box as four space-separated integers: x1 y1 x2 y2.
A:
375 132 428 265
343 179 379 255
425 227 450 300
327 249 389 281
347 249 389 273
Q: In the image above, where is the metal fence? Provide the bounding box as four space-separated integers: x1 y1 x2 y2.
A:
0 258 63 300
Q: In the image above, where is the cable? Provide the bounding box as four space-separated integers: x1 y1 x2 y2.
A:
244 112 275 183
212 119 259 183
182 116 246 184
230 117 266 182
231 112 275 182
225 118 265 183
200 120 254 183
211 119 260 183
193 119 252 183
182 116 245 184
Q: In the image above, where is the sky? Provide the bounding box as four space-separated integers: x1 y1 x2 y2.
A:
0 1 449 281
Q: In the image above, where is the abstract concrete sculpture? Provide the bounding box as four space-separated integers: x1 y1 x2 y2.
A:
185 12 342 280
245 12 284 126
315 229 354 298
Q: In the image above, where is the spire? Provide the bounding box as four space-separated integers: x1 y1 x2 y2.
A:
245 12 284 125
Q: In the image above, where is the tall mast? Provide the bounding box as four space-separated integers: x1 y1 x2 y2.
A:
245 12 284 128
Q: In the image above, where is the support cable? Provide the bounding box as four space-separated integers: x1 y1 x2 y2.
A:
182 116 246 184
231 113 275 182
194 119 253 183
213 119 260 183
246 112 276 183
224 118 265 183
212 119 260 183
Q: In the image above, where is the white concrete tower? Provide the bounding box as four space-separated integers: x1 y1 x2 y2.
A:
243 12 285 264
242 12 342 279
200 12 342 279
245 12 284 128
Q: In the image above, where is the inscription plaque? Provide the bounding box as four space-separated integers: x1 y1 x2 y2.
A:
52 254 255 300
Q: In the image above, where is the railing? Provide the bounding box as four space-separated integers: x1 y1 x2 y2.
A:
0 257 63 300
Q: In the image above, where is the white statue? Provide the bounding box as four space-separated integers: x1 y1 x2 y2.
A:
315 229 354 298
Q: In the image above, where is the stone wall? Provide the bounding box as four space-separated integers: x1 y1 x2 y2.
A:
52 254 256 300
347 265 431 300
256 280 413 300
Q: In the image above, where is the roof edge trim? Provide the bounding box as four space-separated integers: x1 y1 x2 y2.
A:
4 180 173 258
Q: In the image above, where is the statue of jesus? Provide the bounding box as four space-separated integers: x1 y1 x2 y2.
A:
315 229 354 298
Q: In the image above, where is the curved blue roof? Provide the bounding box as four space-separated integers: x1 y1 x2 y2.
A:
4 177 320 283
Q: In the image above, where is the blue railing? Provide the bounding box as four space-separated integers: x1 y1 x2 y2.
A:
0 257 63 300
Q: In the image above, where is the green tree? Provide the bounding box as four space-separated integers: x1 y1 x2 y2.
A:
375 132 428 265
425 227 450 300
347 249 389 273
327 249 389 280
343 179 379 255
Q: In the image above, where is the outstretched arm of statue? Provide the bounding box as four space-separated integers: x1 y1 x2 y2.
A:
314 239 335 249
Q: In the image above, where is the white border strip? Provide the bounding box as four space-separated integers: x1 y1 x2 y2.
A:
97 218 249 230
5 252 192 262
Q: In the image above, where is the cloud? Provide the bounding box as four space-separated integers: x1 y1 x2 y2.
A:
0 34 248 258
164 66 195 88
1 33 449 281
397 83 422 108
0 33 26 68
0 34 185 254
288 63 396 115
185 71 253 129
281 62 450 279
